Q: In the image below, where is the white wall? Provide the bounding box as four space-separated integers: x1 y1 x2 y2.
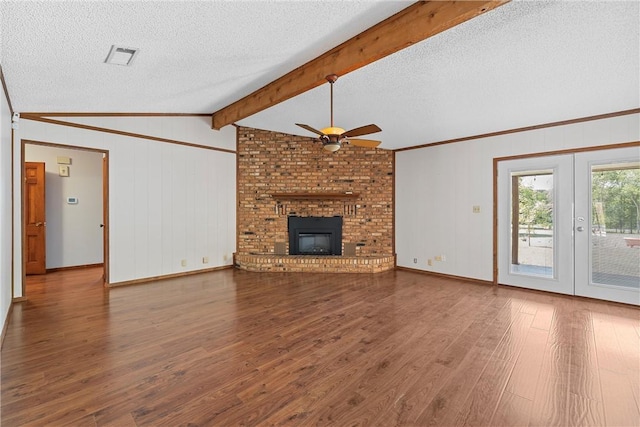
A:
1 81 13 333
395 113 640 282
25 144 104 269
13 117 236 294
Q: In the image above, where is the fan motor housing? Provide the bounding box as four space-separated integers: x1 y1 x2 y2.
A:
321 126 345 135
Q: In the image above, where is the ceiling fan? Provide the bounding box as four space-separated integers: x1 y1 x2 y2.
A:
296 74 382 152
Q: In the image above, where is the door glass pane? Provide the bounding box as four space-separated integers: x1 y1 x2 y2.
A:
510 170 554 277
590 163 640 288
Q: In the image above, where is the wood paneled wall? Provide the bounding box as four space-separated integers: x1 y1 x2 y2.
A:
13 117 237 290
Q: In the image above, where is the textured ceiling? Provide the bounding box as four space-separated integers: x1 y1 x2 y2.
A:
2 1 639 150
0 0 410 113
240 0 640 149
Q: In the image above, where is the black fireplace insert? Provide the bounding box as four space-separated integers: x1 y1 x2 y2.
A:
288 216 342 255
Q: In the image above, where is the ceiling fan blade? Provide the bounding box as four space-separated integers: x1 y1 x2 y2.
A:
295 123 326 136
341 124 382 138
348 139 382 148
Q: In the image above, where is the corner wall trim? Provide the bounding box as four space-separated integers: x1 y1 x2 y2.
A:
46 263 104 273
0 64 14 115
109 265 233 288
20 114 237 154
21 112 211 117
395 266 494 287
1 303 14 350
395 108 640 152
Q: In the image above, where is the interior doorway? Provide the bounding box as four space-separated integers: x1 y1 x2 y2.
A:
496 145 639 306
22 140 109 296
24 162 47 275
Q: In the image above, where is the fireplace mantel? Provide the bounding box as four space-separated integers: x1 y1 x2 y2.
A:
271 192 359 201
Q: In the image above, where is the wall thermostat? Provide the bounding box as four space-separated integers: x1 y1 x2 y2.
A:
67 197 78 204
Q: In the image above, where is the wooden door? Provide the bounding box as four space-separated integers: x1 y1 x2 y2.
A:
24 162 46 275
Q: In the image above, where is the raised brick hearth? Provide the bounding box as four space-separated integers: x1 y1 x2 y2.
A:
234 254 395 273
235 126 395 273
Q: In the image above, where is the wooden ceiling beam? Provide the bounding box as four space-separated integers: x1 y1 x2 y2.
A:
211 0 509 130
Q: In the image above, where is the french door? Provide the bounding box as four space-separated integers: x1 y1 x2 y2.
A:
498 146 639 305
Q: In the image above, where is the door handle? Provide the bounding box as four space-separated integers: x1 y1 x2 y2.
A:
35 222 43 227
576 226 585 232
100 224 104 228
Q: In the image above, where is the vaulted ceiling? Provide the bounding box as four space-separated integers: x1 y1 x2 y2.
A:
1 1 638 150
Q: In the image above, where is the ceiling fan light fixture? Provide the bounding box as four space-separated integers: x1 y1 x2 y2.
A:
323 142 342 152
295 72 382 152
320 134 342 152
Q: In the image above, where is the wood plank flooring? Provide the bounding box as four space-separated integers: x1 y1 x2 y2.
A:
2 268 639 426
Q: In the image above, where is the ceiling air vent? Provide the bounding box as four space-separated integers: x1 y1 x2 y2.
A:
104 45 140 66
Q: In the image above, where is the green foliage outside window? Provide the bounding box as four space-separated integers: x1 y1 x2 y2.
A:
592 169 640 234
518 177 553 237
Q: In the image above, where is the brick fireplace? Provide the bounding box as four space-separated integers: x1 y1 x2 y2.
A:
235 126 395 273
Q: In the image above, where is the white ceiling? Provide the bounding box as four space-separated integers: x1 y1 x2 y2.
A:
2 1 638 150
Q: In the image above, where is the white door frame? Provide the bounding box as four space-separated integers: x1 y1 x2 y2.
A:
497 154 575 295
21 139 110 297
574 146 640 305
493 142 640 305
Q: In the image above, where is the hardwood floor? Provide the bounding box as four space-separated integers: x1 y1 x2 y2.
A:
2 268 639 426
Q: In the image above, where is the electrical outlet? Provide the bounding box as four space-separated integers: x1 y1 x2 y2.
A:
413 258 418 264
427 259 432 266
441 255 446 262
473 205 481 213
435 255 442 262
202 257 209 264
181 259 187 267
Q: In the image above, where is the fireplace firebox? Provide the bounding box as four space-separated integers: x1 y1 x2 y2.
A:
288 216 342 255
